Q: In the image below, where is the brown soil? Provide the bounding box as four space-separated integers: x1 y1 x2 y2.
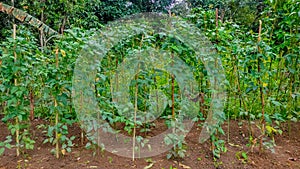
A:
0 119 299 169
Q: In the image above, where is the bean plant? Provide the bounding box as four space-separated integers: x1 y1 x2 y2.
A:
0 0 299 163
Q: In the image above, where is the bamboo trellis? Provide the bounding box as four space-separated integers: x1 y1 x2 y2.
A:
0 2 59 36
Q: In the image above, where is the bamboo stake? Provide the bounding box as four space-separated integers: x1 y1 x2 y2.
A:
13 24 19 155
132 68 138 161
171 60 175 119
210 8 220 158
55 48 59 159
80 91 84 146
233 54 253 138
29 89 34 120
168 10 175 120
11 0 20 157
132 35 144 161
216 8 219 41
257 20 265 152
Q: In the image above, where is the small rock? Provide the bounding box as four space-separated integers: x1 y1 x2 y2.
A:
288 157 297 161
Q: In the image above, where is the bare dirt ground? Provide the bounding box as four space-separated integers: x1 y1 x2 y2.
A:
0 118 299 169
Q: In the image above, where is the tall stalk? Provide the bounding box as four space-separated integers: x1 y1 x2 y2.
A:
168 10 175 120
13 24 20 156
80 92 84 146
257 20 265 152
227 57 232 142
211 8 219 156
233 54 252 138
287 74 294 137
132 35 144 161
29 88 34 121
55 48 59 159
171 55 175 119
275 51 284 101
132 69 138 161
11 0 20 157
215 8 219 41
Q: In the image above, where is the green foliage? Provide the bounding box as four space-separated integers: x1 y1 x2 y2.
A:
43 124 76 154
0 0 299 162
0 26 88 157
164 119 188 159
0 136 12 156
188 0 229 9
188 1 299 153
235 151 248 163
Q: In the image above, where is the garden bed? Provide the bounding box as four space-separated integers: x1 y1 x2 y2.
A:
0 119 299 169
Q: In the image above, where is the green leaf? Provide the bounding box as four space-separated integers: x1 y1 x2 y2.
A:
241 152 248 160
271 100 282 106
66 147 71 152
5 144 11 149
0 148 5 156
70 136 76 140
62 144 67 149
85 142 91 149
43 139 49 144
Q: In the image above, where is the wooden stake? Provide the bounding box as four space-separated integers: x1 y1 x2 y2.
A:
132 70 138 161
132 35 144 161
55 48 59 159
216 8 219 41
171 61 175 119
30 89 34 120
55 99 59 159
14 23 20 156
257 20 265 152
11 0 20 157
211 8 219 157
